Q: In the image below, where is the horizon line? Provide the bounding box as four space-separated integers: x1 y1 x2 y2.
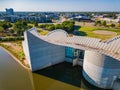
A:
0 10 120 12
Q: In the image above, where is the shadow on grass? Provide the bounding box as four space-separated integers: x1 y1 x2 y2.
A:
74 25 81 30
78 31 87 36
74 25 87 36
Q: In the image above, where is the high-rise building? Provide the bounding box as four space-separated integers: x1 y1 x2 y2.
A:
5 8 14 15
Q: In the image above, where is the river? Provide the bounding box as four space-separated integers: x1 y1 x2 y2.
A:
0 47 105 90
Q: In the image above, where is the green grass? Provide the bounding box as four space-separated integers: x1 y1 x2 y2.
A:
0 42 25 62
77 26 120 40
37 28 49 35
39 30 48 35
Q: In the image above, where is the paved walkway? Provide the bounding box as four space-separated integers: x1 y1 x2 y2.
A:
93 30 117 36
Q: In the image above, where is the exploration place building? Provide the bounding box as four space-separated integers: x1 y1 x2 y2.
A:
22 28 120 89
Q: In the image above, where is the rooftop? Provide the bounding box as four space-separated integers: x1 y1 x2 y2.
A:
27 28 120 61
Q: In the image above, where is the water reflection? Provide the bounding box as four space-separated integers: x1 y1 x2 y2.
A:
30 62 106 90
0 47 33 90
34 62 82 87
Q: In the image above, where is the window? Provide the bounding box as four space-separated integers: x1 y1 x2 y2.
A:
65 47 74 59
78 50 84 59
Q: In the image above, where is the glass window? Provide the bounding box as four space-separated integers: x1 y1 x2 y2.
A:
78 50 84 59
65 47 74 59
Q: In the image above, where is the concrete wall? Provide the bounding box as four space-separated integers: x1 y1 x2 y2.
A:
23 31 65 71
83 50 120 89
22 32 32 68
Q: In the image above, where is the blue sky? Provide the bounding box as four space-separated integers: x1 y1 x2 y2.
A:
0 0 120 11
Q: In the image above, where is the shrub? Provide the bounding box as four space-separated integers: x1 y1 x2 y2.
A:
0 37 24 42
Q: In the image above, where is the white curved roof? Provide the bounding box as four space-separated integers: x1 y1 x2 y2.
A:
26 28 120 61
46 29 68 41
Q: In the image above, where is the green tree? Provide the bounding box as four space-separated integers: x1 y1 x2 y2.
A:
34 22 38 27
47 24 55 30
111 23 115 27
95 20 102 26
0 21 12 30
118 21 120 27
13 20 29 36
38 20 75 33
9 29 15 35
103 21 107 27
55 24 62 29
0 26 4 36
62 20 75 32
39 24 44 28
2 24 9 30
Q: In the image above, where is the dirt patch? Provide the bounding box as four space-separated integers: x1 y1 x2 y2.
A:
93 30 117 36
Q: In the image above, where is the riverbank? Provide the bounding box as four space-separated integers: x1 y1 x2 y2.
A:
0 41 30 70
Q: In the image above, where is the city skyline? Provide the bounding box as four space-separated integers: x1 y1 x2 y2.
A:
0 0 120 12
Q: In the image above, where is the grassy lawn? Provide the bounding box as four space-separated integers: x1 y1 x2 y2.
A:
37 28 49 35
77 26 120 40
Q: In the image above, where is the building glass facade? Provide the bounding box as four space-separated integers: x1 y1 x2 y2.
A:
79 50 84 59
65 47 85 63
65 47 74 63
65 47 74 58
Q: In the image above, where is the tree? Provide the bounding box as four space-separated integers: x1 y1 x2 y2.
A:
0 21 12 30
2 24 9 30
95 20 102 26
118 21 120 27
0 26 4 36
39 24 45 28
9 29 15 35
47 24 55 30
105 13 117 19
13 20 29 36
103 21 107 27
22 21 27 26
55 24 62 29
111 23 115 27
34 22 38 27
62 20 75 32
38 20 75 33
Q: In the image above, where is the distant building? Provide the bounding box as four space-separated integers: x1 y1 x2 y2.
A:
4 15 52 23
69 14 93 22
97 17 120 23
5 8 14 15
